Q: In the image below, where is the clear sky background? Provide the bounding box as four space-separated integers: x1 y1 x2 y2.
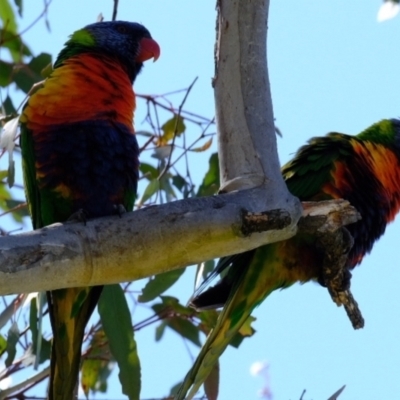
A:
3 1 400 399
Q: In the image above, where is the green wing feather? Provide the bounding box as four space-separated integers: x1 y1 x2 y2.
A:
176 246 291 400
20 123 73 229
20 124 41 229
283 133 354 200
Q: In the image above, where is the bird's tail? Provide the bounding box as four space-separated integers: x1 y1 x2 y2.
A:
47 286 103 400
176 245 288 400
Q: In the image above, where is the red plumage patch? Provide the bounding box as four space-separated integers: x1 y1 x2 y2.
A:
21 54 136 132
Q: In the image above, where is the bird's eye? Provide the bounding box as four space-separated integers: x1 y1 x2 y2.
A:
117 25 128 33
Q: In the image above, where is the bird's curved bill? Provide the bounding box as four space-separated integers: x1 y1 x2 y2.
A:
137 38 160 62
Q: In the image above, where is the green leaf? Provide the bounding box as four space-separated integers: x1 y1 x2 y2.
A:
172 174 193 198
29 52 52 76
0 61 13 87
41 60 53 79
204 361 219 400
5 321 18 367
96 360 114 393
0 28 31 62
0 334 7 356
139 268 185 303
197 309 219 333
38 338 51 363
13 0 22 17
159 114 186 145
29 297 38 347
13 53 51 93
1 95 16 115
197 152 220 197
152 298 201 346
4 199 29 222
81 358 113 397
155 321 167 342
81 329 114 396
7 159 14 188
166 317 201 347
139 163 159 180
190 137 213 153
29 296 51 364
99 285 141 400
81 359 100 397
159 174 176 200
0 0 17 34
172 174 186 191
13 65 36 93
0 182 13 212
157 295 194 317
138 179 159 205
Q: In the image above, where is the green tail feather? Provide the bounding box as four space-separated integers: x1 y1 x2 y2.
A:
176 246 288 400
47 286 102 400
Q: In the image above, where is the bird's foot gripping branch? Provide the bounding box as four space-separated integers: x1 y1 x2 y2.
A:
240 199 364 329
299 200 363 329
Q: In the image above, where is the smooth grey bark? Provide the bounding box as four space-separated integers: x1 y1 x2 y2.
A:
215 1 295 200
0 189 297 295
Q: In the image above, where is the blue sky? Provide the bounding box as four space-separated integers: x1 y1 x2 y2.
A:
4 1 400 399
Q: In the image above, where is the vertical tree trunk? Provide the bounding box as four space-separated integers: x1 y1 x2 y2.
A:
214 0 300 218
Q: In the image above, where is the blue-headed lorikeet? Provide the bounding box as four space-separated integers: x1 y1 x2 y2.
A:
176 119 400 399
19 21 160 400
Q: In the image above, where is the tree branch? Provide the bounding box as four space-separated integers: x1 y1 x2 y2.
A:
214 0 301 241
0 198 358 296
215 1 288 193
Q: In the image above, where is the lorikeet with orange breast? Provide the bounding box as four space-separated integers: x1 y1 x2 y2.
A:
19 21 160 400
176 119 400 399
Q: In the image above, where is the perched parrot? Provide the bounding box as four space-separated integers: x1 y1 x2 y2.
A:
176 119 400 399
19 21 160 400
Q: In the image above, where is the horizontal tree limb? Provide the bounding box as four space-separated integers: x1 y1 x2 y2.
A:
0 187 302 295
0 194 360 297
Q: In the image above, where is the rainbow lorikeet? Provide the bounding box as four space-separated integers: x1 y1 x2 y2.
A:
176 119 400 399
19 21 160 400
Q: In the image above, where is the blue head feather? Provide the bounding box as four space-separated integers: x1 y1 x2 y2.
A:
54 21 155 83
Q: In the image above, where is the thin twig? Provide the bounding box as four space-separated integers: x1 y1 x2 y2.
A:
112 0 119 21
158 77 199 179
0 202 27 219
0 366 50 400
0 0 53 47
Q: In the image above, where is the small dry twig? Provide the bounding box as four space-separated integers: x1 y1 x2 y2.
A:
111 0 119 21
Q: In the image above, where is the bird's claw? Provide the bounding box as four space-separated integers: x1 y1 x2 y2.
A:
114 204 127 217
66 209 88 225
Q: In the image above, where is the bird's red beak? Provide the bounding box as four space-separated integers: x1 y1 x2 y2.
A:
136 37 160 62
